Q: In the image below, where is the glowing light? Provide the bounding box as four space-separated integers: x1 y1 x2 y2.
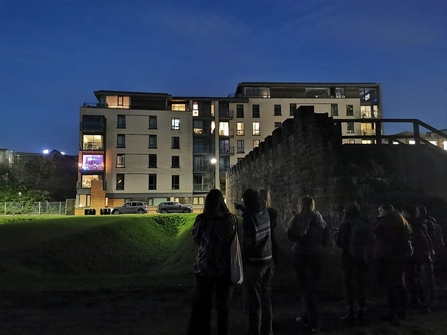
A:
43 150 49 154
210 158 217 164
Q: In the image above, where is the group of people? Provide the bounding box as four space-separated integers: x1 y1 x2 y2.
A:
186 188 445 335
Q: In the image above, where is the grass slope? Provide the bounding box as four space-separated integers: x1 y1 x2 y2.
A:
0 215 197 291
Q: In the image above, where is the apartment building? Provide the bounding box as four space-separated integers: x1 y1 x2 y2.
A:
75 82 382 214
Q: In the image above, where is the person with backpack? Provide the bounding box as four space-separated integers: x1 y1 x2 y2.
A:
241 188 274 335
336 202 373 323
287 196 330 333
258 188 279 265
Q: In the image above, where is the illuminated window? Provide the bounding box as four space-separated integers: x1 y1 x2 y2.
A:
149 154 157 168
78 194 91 208
409 140 416 145
194 120 204 134
219 122 229 136
117 115 126 128
361 106 372 118
253 140 260 148
172 103 186 111
81 175 100 188
346 105 354 116
82 154 104 171
149 135 157 148
171 118 180 130
274 105 281 116
193 102 199 116
172 137 180 149
211 121 216 135
444 141 447 150
348 140 355 144
172 175 180 190
149 116 157 129
236 122 245 136
252 105 260 118
82 135 103 150
253 122 260 136
116 154 125 168
193 197 205 205
117 134 125 148
362 140 372 144
116 174 125 190
149 174 157 190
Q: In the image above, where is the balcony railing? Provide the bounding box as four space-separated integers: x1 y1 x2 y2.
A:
193 183 213 191
81 121 106 132
334 118 447 149
220 146 235 155
219 110 234 119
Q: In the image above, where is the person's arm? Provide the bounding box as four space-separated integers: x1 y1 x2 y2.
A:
192 216 203 244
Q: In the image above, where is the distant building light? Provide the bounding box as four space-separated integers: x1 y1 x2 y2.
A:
43 150 49 154
61 152 65 155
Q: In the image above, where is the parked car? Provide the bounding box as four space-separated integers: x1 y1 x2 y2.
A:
111 201 148 214
156 202 193 214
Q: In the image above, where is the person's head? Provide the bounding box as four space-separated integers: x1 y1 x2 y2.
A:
343 202 360 219
242 188 263 212
258 188 270 208
404 204 420 219
419 206 428 216
298 196 316 214
378 203 394 217
203 189 229 217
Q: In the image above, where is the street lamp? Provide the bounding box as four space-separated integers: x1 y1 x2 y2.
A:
210 158 217 189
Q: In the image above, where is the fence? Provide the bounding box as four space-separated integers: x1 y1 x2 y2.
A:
0 202 67 215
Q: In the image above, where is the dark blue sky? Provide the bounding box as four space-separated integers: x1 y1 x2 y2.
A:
1 0 446 155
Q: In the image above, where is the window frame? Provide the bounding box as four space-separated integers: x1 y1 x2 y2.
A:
252 122 260 136
148 154 157 168
148 174 157 190
252 105 260 118
117 115 126 129
171 117 180 130
116 154 125 168
117 134 125 148
149 135 157 148
149 116 157 129
116 173 125 190
274 105 281 116
172 175 180 190
172 156 180 168
171 136 180 149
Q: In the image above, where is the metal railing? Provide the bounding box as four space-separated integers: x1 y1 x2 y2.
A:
0 202 67 215
335 118 447 149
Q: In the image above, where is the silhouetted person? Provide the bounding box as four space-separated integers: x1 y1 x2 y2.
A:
187 189 238 335
241 188 274 335
258 188 278 265
373 203 412 321
336 202 373 323
287 196 329 332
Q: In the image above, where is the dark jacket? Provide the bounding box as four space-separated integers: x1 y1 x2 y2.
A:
288 211 329 255
336 216 373 264
192 213 236 277
408 217 433 263
373 211 412 261
241 208 273 265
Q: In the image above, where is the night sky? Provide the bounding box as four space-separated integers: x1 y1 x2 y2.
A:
1 0 446 155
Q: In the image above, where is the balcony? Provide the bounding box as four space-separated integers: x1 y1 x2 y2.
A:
218 129 234 137
82 143 104 151
193 183 213 191
81 120 105 132
219 110 234 120
220 147 235 155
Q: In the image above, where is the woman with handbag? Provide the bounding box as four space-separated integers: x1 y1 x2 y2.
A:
187 189 238 335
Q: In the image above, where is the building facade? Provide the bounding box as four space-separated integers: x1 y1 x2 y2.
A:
75 82 382 214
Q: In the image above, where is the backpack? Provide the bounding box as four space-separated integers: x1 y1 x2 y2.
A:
348 218 372 262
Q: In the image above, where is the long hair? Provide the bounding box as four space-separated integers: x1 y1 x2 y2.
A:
298 196 316 215
258 188 270 208
202 189 229 218
242 188 263 212
289 196 316 237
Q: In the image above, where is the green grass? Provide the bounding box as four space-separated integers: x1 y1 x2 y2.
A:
1 214 445 335
0 214 198 291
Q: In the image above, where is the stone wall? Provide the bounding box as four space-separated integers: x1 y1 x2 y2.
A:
227 107 447 230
